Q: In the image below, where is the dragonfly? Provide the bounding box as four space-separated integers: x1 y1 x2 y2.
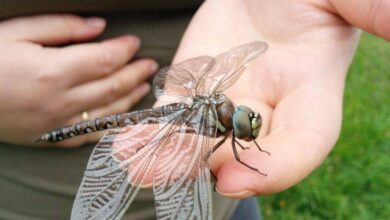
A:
40 41 269 220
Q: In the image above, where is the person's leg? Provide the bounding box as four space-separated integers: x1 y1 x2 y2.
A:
230 197 262 220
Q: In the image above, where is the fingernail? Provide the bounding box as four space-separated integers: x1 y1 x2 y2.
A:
215 188 255 198
133 37 141 48
138 83 151 94
118 36 140 48
149 61 159 72
85 17 106 28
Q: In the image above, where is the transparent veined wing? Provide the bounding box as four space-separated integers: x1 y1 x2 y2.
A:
71 103 217 220
197 41 268 95
153 56 214 102
71 105 190 220
153 104 217 220
153 41 267 101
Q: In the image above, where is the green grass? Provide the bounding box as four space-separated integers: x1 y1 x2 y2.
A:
260 33 390 220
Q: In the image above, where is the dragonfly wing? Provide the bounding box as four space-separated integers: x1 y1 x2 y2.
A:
153 42 267 100
153 56 214 102
71 107 190 220
153 104 217 220
197 41 268 95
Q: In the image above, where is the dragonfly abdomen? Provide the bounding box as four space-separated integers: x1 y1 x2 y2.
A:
39 115 127 143
39 103 188 143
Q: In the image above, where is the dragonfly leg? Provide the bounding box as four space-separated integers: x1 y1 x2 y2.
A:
205 135 229 161
206 135 229 191
212 135 228 153
253 140 271 156
232 133 267 176
234 140 250 150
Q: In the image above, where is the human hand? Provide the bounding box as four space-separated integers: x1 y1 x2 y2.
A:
0 14 157 147
172 0 389 198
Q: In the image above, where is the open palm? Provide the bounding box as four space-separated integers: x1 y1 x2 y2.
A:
171 0 362 198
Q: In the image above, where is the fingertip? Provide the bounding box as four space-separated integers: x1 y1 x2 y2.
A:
128 83 151 106
148 60 159 73
0 14 107 44
120 35 140 48
215 150 274 197
106 35 140 50
125 59 159 79
137 83 151 95
76 17 106 40
100 35 141 63
54 15 106 43
85 17 106 29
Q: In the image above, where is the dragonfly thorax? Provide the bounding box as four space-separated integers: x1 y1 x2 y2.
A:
211 95 263 142
215 97 234 133
192 93 235 135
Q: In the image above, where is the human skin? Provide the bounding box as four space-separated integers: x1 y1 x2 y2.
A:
0 15 158 147
169 0 389 198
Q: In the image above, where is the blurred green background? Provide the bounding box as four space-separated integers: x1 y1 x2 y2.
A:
259 32 390 220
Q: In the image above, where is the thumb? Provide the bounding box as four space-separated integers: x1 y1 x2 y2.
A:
329 0 390 40
0 14 106 45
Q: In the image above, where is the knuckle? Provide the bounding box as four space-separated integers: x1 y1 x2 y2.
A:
43 102 64 121
42 95 70 121
34 68 59 85
57 15 80 39
105 80 122 102
59 14 81 31
97 50 116 74
33 58 66 85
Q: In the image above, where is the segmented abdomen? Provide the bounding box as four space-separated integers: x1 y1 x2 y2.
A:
39 103 188 143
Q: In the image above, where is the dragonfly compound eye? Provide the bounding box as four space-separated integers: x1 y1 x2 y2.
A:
250 113 262 139
232 106 262 141
232 105 254 140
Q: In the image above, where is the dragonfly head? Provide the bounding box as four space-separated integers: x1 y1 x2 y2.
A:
232 106 262 141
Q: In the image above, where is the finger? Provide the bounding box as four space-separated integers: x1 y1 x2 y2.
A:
215 85 342 198
67 83 151 124
89 83 151 118
50 35 140 87
49 84 150 148
0 14 106 44
329 0 390 40
66 59 158 116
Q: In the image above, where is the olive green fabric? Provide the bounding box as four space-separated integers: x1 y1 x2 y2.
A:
0 0 203 19
0 1 239 220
